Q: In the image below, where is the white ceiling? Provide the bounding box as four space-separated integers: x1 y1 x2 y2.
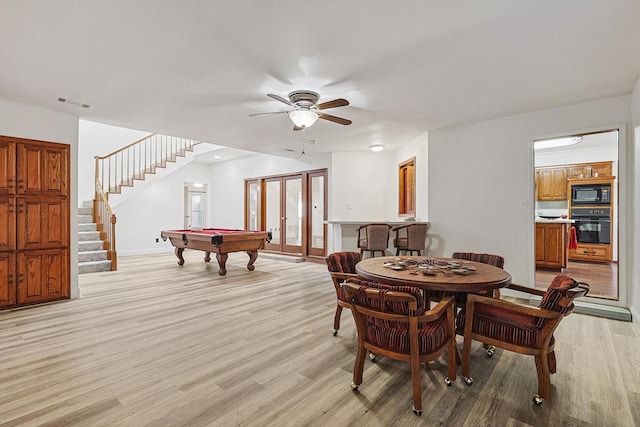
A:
2 1 640 158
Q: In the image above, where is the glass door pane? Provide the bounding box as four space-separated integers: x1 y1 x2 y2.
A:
189 193 204 229
309 174 325 254
265 179 281 249
284 177 302 248
247 181 259 230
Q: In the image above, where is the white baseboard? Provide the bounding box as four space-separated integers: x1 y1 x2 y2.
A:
118 247 174 257
631 305 640 333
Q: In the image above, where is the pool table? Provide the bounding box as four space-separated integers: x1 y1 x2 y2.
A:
160 228 272 276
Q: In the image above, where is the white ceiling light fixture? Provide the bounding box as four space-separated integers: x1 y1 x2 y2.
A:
534 136 582 150
369 144 384 152
289 110 319 128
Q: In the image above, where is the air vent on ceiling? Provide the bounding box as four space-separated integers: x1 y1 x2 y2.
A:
57 97 91 109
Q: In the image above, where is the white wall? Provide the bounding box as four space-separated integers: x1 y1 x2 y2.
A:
78 120 151 204
208 152 331 228
394 132 429 221
329 151 396 222
630 78 640 322
428 96 631 305
116 161 212 255
0 99 80 299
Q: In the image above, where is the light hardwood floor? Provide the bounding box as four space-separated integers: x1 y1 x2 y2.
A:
1 252 638 426
535 261 618 300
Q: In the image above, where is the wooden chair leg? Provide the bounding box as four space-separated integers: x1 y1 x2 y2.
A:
333 305 343 333
548 351 557 374
534 354 552 400
352 343 366 387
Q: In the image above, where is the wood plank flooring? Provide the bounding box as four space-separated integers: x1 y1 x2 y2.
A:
535 261 618 300
1 252 638 426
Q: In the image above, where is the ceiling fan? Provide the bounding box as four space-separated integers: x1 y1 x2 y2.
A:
250 90 352 130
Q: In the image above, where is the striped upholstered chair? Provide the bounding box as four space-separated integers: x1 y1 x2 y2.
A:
459 275 589 404
452 252 505 299
344 278 456 416
325 252 361 335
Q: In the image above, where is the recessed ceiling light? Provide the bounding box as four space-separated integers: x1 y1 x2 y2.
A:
213 155 221 159
57 97 91 109
369 144 384 152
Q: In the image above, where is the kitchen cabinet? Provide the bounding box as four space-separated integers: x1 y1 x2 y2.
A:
569 243 611 262
535 222 568 269
567 161 612 179
535 167 568 201
0 136 69 310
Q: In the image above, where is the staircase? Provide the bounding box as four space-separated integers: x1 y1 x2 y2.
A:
78 201 112 274
88 134 203 272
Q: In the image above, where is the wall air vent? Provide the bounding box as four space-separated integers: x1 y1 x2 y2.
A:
57 97 91 109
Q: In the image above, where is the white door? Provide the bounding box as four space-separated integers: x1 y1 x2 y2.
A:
184 183 207 230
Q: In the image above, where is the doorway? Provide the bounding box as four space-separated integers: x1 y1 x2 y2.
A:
245 169 327 258
184 182 207 230
533 130 619 300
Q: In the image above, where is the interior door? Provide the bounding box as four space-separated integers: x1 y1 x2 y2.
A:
282 176 303 253
264 176 303 254
307 171 326 257
184 183 207 230
263 178 282 251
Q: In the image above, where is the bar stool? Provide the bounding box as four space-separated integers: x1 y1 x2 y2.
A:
356 223 392 258
393 223 428 256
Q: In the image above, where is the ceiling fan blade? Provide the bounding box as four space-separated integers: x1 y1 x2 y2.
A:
267 93 294 106
318 113 352 126
316 98 349 110
249 111 289 117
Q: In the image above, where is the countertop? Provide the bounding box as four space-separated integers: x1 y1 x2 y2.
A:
535 217 575 224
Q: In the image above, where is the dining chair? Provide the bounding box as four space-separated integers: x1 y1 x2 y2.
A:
344 278 457 416
392 223 428 256
325 251 361 335
451 252 505 299
458 275 589 404
429 252 505 310
356 223 392 258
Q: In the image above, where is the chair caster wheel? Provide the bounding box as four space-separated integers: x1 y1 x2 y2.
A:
351 383 359 391
444 377 453 386
485 346 495 357
533 395 543 405
332 329 338 336
464 376 474 386
412 406 423 416
369 353 377 362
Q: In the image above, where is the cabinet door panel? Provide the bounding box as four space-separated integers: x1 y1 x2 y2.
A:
17 142 69 196
0 252 16 307
17 198 68 250
17 249 69 304
0 140 16 195
0 197 16 251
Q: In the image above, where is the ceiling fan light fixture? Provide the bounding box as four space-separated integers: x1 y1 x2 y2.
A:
369 144 384 152
289 110 319 128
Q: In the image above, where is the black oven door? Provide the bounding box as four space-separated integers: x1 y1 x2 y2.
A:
574 218 611 244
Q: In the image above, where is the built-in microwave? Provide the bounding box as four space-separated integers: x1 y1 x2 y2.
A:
571 184 611 205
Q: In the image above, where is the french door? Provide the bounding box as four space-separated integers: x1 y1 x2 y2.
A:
264 175 303 253
245 169 327 257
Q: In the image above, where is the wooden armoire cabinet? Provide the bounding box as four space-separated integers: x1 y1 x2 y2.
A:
0 136 70 309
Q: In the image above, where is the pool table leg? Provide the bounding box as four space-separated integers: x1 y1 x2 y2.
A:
204 251 211 263
246 250 258 271
216 253 228 276
175 248 185 265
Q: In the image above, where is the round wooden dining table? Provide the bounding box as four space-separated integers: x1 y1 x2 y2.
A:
355 256 511 296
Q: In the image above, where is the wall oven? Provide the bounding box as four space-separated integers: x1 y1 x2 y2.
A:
571 183 611 206
571 207 611 245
